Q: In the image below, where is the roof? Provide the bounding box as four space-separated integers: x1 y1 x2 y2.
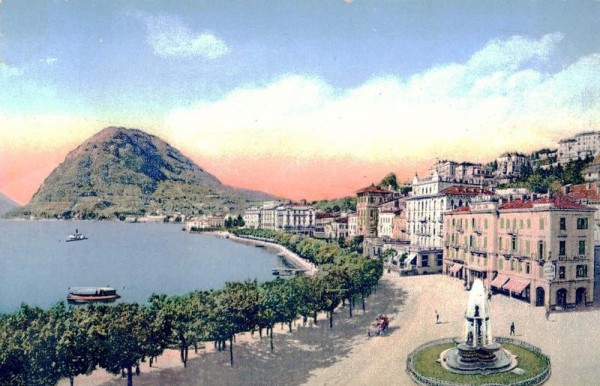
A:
567 184 600 201
356 184 393 195
316 212 335 219
499 194 589 210
439 186 494 196
335 217 348 223
448 205 472 214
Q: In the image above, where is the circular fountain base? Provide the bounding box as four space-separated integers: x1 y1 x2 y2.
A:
441 344 517 375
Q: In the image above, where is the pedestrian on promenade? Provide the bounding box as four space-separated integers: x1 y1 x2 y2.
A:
435 310 440 324
510 322 515 335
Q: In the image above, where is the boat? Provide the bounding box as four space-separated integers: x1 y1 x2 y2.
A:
66 229 87 242
67 287 121 304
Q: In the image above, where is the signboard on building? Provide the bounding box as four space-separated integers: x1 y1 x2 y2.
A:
544 263 556 280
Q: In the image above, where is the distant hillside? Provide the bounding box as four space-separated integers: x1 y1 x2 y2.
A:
0 192 19 215
8 127 276 219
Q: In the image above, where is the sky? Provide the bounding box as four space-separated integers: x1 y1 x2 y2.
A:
1 0 600 204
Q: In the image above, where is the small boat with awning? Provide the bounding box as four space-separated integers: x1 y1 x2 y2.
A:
67 287 120 303
66 229 87 242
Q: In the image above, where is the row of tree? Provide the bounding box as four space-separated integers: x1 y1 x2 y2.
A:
0 231 382 386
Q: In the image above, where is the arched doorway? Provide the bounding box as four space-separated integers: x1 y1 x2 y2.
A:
536 287 545 307
576 287 587 306
556 288 567 309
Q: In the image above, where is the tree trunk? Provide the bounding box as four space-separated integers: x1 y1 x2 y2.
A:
194 342 198 354
303 315 307 326
127 366 133 386
70 377 74 386
229 336 234 366
329 310 334 328
135 364 140 376
362 294 366 313
349 296 353 317
180 344 188 367
270 325 274 352
313 311 318 324
259 327 263 339
149 356 153 367
288 320 292 332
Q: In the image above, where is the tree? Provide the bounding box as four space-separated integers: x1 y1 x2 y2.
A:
379 172 399 191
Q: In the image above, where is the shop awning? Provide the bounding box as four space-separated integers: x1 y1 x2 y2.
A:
404 253 417 269
490 274 510 289
450 264 463 274
502 278 530 294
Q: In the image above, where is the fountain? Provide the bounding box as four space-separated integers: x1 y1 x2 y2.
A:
440 279 517 374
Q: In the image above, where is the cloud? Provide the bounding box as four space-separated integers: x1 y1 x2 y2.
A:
42 57 59 65
144 15 229 59
164 33 600 165
0 63 23 79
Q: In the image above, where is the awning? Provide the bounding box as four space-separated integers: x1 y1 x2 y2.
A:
502 278 530 294
490 274 510 289
404 253 417 269
450 264 463 274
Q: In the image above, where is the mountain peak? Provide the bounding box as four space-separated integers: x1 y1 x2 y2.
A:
9 127 274 219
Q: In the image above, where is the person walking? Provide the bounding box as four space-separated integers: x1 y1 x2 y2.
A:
435 310 440 324
510 322 515 336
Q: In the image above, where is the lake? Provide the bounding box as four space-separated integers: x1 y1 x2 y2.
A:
0 220 278 313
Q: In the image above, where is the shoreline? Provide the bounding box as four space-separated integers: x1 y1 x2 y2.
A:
211 231 317 275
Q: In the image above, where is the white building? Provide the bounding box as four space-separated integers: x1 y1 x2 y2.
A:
495 153 531 182
260 202 316 235
347 213 357 238
405 171 492 274
558 131 600 164
242 207 261 229
377 209 396 239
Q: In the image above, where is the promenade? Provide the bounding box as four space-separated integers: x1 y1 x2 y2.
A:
61 273 600 385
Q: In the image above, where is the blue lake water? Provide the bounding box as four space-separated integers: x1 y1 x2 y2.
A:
0 220 278 313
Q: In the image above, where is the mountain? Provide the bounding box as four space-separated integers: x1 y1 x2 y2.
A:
8 127 276 219
0 192 19 215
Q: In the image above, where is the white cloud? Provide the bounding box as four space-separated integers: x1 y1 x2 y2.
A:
164 33 600 164
42 57 59 65
0 63 23 79
144 15 229 59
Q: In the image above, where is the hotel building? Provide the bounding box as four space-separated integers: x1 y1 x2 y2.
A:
443 195 595 309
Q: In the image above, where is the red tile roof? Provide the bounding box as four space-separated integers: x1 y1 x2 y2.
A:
499 195 589 210
448 206 472 214
439 186 494 196
356 184 393 195
316 212 335 219
567 184 600 201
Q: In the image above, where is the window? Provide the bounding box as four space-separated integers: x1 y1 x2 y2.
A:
422 255 429 267
518 262 522 272
513 219 517 229
484 218 488 229
500 218 504 229
525 240 530 254
526 263 530 274
510 260 515 271
469 235 474 247
527 219 531 229
511 237 517 251
540 218 545 230
437 254 443 266
577 265 588 278
559 217 566 231
472 218 476 228
499 237 503 251
520 219 524 229
537 240 545 259
577 218 589 230
559 240 566 256
498 259 504 270
579 240 586 255
559 266 566 279
484 237 487 248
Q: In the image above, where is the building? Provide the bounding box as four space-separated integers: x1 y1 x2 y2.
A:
347 213 357 238
429 160 493 184
261 203 316 235
392 200 409 242
565 182 600 243
242 207 261 229
356 184 396 238
377 208 397 239
557 130 600 164
494 153 532 183
443 195 595 309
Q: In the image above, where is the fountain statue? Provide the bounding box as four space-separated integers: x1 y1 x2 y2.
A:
441 279 517 374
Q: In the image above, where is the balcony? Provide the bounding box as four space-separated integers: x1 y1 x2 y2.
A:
506 229 519 236
473 228 483 236
470 247 488 256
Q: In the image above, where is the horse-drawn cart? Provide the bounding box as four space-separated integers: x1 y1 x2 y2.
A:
367 315 389 337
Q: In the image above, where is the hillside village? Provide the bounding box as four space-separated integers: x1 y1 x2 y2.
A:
190 130 600 313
